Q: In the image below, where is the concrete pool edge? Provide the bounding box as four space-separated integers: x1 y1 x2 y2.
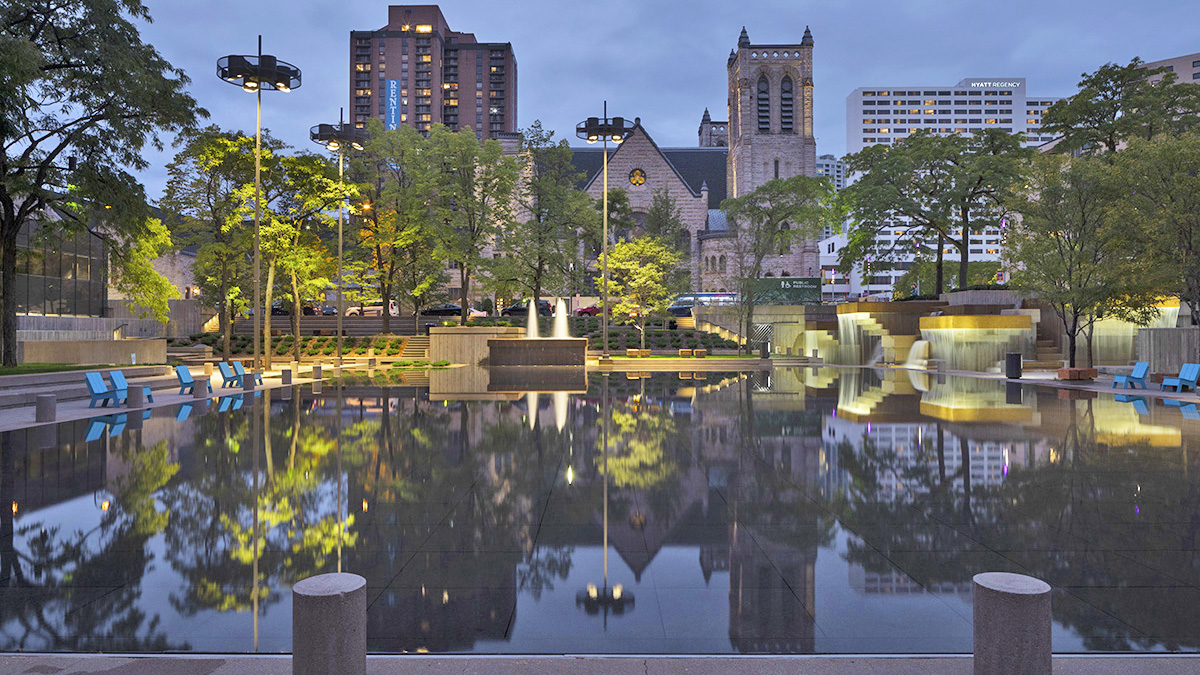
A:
2 654 1199 675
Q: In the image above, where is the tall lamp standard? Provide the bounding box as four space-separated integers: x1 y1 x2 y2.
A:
217 37 301 373
576 105 634 361
310 111 365 366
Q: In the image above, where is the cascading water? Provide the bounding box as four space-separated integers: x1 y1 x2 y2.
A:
553 299 570 338
526 301 539 339
904 340 931 369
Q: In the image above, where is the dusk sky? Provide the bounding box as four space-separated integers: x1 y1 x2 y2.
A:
136 0 1197 201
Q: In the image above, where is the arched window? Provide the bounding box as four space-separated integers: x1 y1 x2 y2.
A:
781 76 794 133
757 76 770 132
719 255 727 273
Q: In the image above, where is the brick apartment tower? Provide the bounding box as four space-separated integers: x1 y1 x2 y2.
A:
726 26 816 196
349 5 517 139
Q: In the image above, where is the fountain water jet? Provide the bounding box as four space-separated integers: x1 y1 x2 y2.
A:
553 299 570 338
552 391 569 431
527 301 540 339
527 391 539 429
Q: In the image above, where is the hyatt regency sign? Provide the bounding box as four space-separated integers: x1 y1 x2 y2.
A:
967 80 1023 88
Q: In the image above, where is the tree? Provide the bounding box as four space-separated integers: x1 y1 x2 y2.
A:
0 0 204 365
493 121 591 308
596 237 684 350
643 187 687 247
162 128 255 358
349 119 436 327
428 125 520 322
1042 58 1200 155
721 175 838 353
1109 131 1200 327
843 130 1030 296
1004 154 1162 367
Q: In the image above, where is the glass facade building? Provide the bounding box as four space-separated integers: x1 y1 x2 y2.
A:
14 218 108 317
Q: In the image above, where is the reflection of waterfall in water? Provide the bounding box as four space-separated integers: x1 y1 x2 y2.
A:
553 300 570 338
526 391 539 429
552 391 569 432
527 302 540 339
866 342 884 367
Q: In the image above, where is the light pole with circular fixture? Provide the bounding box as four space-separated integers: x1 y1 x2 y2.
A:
217 36 301 373
576 105 635 362
310 110 365 366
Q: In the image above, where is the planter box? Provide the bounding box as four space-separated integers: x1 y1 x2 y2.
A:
1057 367 1099 381
694 349 708 358
679 349 693 357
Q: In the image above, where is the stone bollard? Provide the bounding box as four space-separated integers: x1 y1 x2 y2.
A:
313 363 323 380
35 394 56 422
204 362 213 379
973 572 1051 675
282 368 293 385
242 371 256 391
194 380 209 399
292 573 366 675
127 385 144 409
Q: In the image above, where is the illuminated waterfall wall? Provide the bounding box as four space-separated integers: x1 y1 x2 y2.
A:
919 315 1034 372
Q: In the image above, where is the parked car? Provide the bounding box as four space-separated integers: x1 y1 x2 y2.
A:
501 299 553 317
419 303 486 318
320 305 338 315
346 300 399 317
575 304 607 317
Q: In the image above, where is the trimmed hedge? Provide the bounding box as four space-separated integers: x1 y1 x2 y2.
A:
170 333 407 358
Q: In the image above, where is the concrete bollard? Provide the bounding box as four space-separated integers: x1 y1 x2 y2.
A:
243 369 256 391
194 380 209 399
292 573 366 675
35 394 56 422
973 572 1051 675
313 364 323 380
312 380 323 395
367 357 376 369
127 385 144 409
282 368 293 385
204 362 213 378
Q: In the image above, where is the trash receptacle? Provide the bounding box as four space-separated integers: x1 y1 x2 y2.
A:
1005 352 1022 379
760 342 769 359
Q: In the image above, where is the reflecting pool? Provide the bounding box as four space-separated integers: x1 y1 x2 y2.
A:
1 367 1199 653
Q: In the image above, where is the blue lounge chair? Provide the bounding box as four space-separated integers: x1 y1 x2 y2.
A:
1113 362 1149 389
218 395 235 412
217 362 241 388
232 361 263 386
1161 363 1200 392
175 365 212 395
107 370 154 405
1114 394 1150 416
1163 398 1200 420
176 402 193 422
85 418 108 442
85 372 119 408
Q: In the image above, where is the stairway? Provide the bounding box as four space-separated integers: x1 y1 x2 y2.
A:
399 369 431 387
1025 338 1063 370
401 336 429 359
675 316 696 330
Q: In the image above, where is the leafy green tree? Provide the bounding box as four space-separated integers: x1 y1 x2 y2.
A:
161 127 257 359
1042 58 1200 155
894 259 1001 298
1109 131 1200 327
721 175 839 353
349 119 437 325
843 130 1029 295
643 187 687 248
428 125 520 322
1004 154 1162 367
493 121 591 308
0 0 204 365
597 237 684 350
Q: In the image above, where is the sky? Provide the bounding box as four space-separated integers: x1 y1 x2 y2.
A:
135 0 1198 201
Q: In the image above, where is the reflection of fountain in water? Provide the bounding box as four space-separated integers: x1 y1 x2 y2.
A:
552 391 569 431
527 302 540 339
866 342 884 367
553 299 570 338
527 391 539 429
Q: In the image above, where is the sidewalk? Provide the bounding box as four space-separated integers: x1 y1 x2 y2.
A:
0 654 1196 675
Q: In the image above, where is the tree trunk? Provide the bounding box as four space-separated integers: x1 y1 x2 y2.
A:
1066 315 1078 368
935 233 945 296
291 271 302 364
380 280 391 335
1085 320 1095 369
639 314 646 350
263 262 275 369
959 222 970 291
459 266 471 323
1 233 18 367
936 423 946 483
222 296 232 360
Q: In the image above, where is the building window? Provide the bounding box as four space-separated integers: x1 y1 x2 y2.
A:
780 76 794 132
719 255 727 274
757 76 770 132
774 159 780 179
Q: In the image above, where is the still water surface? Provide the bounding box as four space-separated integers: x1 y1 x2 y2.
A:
1 367 1198 653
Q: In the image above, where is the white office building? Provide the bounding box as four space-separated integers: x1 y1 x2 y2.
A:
820 77 1061 298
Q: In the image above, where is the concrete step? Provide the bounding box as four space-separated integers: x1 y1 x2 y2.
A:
400 337 428 359
0 368 179 410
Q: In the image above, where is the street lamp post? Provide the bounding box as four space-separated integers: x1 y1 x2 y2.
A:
576 106 634 361
310 112 365 366
217 36 301 373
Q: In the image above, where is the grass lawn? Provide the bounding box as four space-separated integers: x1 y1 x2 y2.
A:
0 363 107 377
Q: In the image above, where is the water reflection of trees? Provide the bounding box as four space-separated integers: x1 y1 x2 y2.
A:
830 396 1200 651
0 427 183 651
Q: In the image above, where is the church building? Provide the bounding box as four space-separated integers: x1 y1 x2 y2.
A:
572 26 820 292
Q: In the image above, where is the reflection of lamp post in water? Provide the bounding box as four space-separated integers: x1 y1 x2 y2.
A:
576 373 634 626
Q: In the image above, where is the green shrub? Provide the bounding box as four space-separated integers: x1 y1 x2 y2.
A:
432 359 450 367
385 346 401 356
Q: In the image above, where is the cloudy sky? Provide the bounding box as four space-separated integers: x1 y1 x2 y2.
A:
136 0 1197 200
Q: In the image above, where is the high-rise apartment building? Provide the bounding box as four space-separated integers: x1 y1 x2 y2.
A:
815 153 845 190
1141 51 1200 84
825 77 1062 298
349 5 517 139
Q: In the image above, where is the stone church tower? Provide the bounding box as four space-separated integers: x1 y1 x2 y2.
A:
726 26 817 198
